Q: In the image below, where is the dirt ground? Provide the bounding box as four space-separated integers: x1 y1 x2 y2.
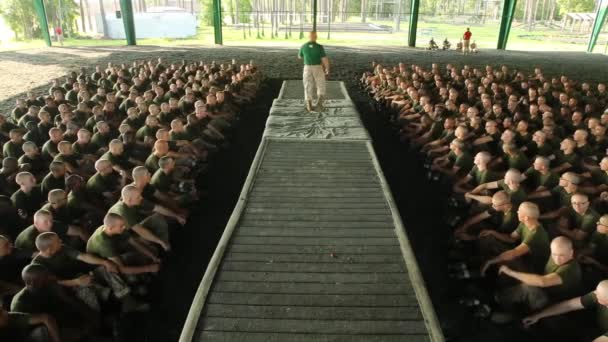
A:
1 45 608 114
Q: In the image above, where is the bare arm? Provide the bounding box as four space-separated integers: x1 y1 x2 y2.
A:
523 296 584 327
110 254 158 275
500 266 562 287
29 314 62 342
455 210 491 235
322 57 330 74
131 224 168 250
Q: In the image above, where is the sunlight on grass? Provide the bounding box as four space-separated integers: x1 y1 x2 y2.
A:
1 22 606 53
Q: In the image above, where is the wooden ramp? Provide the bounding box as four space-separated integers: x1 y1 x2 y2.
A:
180 81 444 342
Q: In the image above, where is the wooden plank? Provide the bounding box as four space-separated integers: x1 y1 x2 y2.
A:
231 237 399 246
224 252 402 264
200 317 427 335
246 196 387 204
253 180 380 185
197 331 430 342
228 244 403 254
220 261 406 273
251 187 383 193
263 155 371 160
235 227 395 237
210 281 414 295
207 293 419 307
262 161 371 166
216 271 408 284
240 214 394 223
203 304 421 320
244 208 390 215
258 168 376 173
245 202 388 209
237 221 394 228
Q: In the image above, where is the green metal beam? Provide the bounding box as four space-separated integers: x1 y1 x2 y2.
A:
119 0 137 45
497 0 517 50
588 0 608 53
213 0 223 45
407 0 419 47
313 0 318 32
33 0 52 47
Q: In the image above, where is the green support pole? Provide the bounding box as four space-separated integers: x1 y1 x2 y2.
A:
497 0 516 50
33 0 52 47
213 0 223 45
119 0 136 45
407 0 419 47
313 0 318 32
587 0 608 53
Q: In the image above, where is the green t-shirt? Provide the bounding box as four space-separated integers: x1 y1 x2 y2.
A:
86 226 131 259
15 223 69 254
298 42 327 65
170 130 192 142
568 208 600 236
453 151 474 175
576 144 596 158
72 141 98 155
3 141 24 159
40 173 65 198
10 187 44 219
581 291 608 336
590 231 608 264
498 180 527 208
538 169 559 190
108 200 154 229
468 166 499 186
506 152 530 172
515 222 550 273
487 207 519 234
136 125 158 142
32 245 84 279
145 154 161 173
41 202 72 224
91 132 111 150
543 258 582 301
551 186 573 209
41 140 58 160
151 169 172 193
101 151 131 170
86 172 120 202
0 312 32 341
553 151 580 172
592 169 608 187
18 154 47 175
10 285 64 315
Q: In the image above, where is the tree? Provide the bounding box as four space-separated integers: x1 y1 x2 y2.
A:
98 0 108 37
79 0 86 32
198 0 215 26
394 0 402 31
0 0 37 39
361 0 367 22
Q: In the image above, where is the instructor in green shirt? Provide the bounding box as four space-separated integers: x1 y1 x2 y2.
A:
298 31 330 112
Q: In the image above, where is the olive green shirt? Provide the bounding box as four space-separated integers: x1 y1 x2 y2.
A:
544 258 582 301
581 291 608 336
515 222 550 273
86 226 132 259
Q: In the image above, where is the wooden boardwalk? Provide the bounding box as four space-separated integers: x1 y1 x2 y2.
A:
180 81 443 342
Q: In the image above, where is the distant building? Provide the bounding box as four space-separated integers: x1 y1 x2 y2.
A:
96 6 197 39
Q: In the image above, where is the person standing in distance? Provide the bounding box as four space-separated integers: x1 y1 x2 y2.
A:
463 28 472 55
298 31 330 112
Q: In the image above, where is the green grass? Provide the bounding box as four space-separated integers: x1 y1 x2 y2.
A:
1 20 606 53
